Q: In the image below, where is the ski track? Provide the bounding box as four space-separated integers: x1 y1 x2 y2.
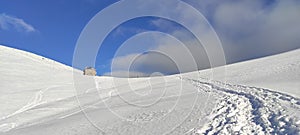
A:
182 77 300 135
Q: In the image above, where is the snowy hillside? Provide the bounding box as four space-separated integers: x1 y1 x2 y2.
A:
0 45 300 134
196 49 300 97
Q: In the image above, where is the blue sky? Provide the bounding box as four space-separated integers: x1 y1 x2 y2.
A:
0 0 117 72
1 0 300 77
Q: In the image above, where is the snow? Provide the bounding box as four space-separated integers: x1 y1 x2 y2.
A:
195 49 300 97
0 45 299 134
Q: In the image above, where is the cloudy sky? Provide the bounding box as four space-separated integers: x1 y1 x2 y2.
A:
1 0 299 77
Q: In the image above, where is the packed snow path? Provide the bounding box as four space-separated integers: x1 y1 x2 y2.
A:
182 77 300 135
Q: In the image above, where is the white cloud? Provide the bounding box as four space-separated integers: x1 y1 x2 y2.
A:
108 31 202 77
105 0 300 77
0 13 36 32
103 71 150 78
111 53 140 71
210 0 300 62
113 26 147 37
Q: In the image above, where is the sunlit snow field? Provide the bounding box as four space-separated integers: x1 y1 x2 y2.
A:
0 45 300 134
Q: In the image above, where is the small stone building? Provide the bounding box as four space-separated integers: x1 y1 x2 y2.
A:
83 67 97 76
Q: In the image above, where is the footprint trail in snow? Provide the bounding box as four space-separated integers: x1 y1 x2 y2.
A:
182 77 300 135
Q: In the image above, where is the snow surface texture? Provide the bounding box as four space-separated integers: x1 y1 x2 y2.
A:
0 45 299 135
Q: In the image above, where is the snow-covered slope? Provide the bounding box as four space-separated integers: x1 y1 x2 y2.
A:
0 45 299 134
195 49 300 97
0 45 80 132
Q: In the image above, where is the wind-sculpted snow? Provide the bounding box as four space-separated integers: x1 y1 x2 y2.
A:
183 78 300 134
